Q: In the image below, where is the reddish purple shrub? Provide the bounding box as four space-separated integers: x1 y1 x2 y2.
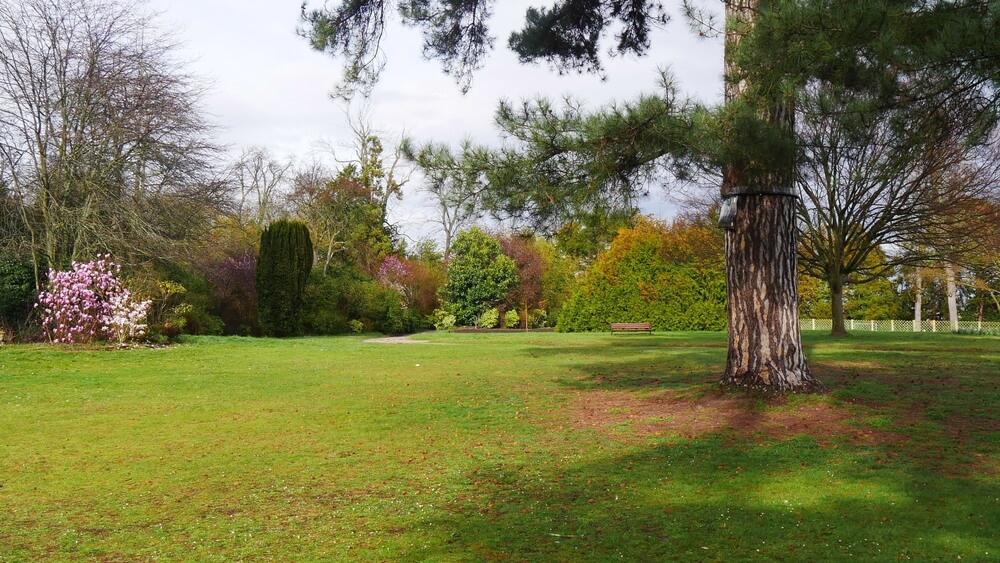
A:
205 249 260 335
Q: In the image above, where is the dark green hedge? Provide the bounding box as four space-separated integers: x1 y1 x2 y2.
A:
0 255 36 328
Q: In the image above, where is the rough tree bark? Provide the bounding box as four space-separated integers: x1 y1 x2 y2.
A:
830 276 847 337
719 0 825 394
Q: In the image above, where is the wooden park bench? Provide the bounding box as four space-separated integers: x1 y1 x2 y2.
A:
610 322 652 334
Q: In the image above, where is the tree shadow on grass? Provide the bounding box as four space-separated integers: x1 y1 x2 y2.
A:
401 436 1000 561
522 335 727 392
525 332 997 406
521 334 1000 476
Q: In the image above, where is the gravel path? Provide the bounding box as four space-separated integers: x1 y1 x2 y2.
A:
363 335 434 344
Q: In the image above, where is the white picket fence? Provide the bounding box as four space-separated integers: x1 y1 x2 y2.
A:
801 319 1000 333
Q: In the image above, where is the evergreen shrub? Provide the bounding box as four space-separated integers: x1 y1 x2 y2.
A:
0 254 36 331
557 217 726 332
256 220 313 337
300 270 350 335
443 228 518 326
478 307 500 329
432 309 456 331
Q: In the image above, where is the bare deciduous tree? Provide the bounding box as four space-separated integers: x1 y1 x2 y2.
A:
287 159 366 274
324 108 409 222
401 139 482 261
796 84 1000 336
290 109 410 274
0 0 219 287
226 147 293 229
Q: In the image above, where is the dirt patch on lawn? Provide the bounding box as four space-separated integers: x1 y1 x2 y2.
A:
565 389 900 446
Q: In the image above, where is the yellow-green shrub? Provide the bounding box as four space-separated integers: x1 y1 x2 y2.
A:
557 216 726 332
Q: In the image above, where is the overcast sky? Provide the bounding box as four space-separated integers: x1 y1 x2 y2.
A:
147 0 725 244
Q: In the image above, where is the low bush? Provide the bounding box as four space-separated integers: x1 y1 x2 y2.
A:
301 271 350 335
301 264 428 336
375 290 422 335
503 309 520 329
133 269 224 340
529 308 549 328
478 307 500 329
432 309 456 331
0 254 37 333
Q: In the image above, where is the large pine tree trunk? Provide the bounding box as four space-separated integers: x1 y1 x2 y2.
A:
722 195 823 393
719 0 824 394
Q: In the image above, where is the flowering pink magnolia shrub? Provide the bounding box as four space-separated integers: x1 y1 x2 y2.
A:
36 256 151 345
376 255 414 296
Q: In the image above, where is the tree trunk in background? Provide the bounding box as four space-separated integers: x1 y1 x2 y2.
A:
830 276 847 337
946 263 959 331
913 269 923 332
719 0 824 394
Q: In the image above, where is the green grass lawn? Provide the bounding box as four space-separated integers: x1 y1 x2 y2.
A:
1 331 999 560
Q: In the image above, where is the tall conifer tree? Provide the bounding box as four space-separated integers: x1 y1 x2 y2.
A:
257 220 314 337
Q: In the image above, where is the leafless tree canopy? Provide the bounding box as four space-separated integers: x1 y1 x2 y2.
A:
401 139 483 261
287 110 410 274
795 80 1000 334
226 147 293 229
796 83 999 284
0 0 220 284
287 158 361 275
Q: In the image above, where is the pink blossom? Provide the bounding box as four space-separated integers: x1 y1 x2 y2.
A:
377 255 414 296
37 255 150 345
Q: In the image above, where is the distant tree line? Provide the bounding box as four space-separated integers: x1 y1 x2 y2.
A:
3 0 998 349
